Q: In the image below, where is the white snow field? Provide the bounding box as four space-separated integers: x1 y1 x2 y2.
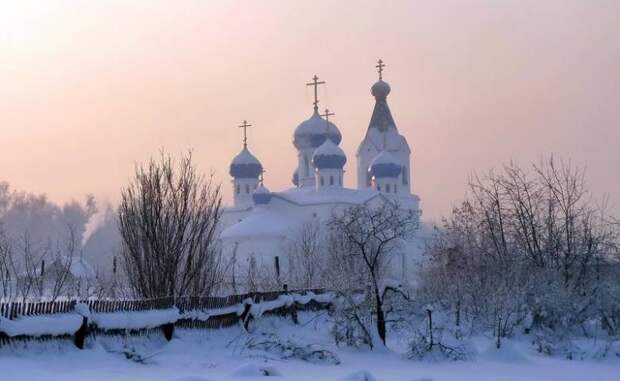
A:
1 312 618 381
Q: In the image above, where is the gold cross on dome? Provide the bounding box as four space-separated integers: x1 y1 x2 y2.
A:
306 75 326 112
321 108 335 123
376 59 386 80
321 108 335 133
238 120 252 148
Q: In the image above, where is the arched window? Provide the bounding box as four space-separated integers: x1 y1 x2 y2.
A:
320 176 324 186
394 184 398 194
402 166 408 185
386 184 391 193
377 184 381 191
245 184 250 193
339 176 342 186
236 184 240 194
329 176 334 186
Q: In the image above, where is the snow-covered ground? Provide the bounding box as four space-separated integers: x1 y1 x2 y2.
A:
1 312 618 381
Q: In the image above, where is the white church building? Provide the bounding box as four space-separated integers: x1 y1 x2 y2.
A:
219 61 424 291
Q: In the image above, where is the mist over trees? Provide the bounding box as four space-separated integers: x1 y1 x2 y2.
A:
0 181 122 299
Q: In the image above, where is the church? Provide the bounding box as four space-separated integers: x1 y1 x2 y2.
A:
219 61 423 291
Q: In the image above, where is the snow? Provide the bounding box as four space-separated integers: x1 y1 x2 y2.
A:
341 370 377 381
0 313 83 337
1 311 618 381
230 148 261 166
231 363 283 377
91 308 180 330
220 208 292 240
181 305 245 321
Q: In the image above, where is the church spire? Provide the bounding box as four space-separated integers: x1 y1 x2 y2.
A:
368 59 396 132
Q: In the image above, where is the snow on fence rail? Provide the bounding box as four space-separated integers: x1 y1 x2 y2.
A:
0 288 334 348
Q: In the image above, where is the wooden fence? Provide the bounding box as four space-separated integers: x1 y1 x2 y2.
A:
0 288 330 348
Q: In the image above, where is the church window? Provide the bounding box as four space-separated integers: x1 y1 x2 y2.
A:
386 184 391 193
377 184 381 191
245 184 250 193
329 176 334 186
339 176 342 186
402 167 408 185
320 176 324 186
394 184 398 193
236 184 240 194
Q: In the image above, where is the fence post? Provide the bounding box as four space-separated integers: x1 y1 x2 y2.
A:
73 316 88 349
284 284 299 325
240 298 253 332
162 323 175 341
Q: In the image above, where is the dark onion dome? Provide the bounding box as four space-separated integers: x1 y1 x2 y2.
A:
312 138 347 170
229 147 263 179
293 110 342 150
252 184 272 205
371 79 391 99
292 169 299 186
368 150 402 178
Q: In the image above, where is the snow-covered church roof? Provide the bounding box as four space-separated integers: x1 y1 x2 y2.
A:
229 147 263 179
369 150 402 178
220 208 292 240
293 110 342 150
312 139 347 170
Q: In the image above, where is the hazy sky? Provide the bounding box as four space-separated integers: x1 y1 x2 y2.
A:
1 0 619 221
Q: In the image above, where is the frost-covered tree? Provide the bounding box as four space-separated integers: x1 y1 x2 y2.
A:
326 203 419 347
118 151 224 298
419 157 620 347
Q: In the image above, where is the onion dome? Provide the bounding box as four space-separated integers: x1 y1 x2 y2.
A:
371 79 391 100
292 169 299 186
229 147 263 179
252 184 272 205
293 110 342 150
369 151 402 178
312 139 347 170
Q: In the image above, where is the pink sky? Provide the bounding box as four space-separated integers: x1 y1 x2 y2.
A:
1 1 619 221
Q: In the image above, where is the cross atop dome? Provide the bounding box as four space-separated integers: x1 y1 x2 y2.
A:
321 108 335 132
238 120 252 149
306 75 326 112
376 59 386 80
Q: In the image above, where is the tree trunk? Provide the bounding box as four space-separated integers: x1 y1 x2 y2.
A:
427 308 434 350
374 286 386 345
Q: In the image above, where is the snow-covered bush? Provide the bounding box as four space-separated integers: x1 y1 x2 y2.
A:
405 327 474 362
330 297 374 350
416 158 620 357
244 333 340 365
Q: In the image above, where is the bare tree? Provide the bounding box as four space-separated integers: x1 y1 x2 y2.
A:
327 203 419 347
118 151 224 298
286 220 324 289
